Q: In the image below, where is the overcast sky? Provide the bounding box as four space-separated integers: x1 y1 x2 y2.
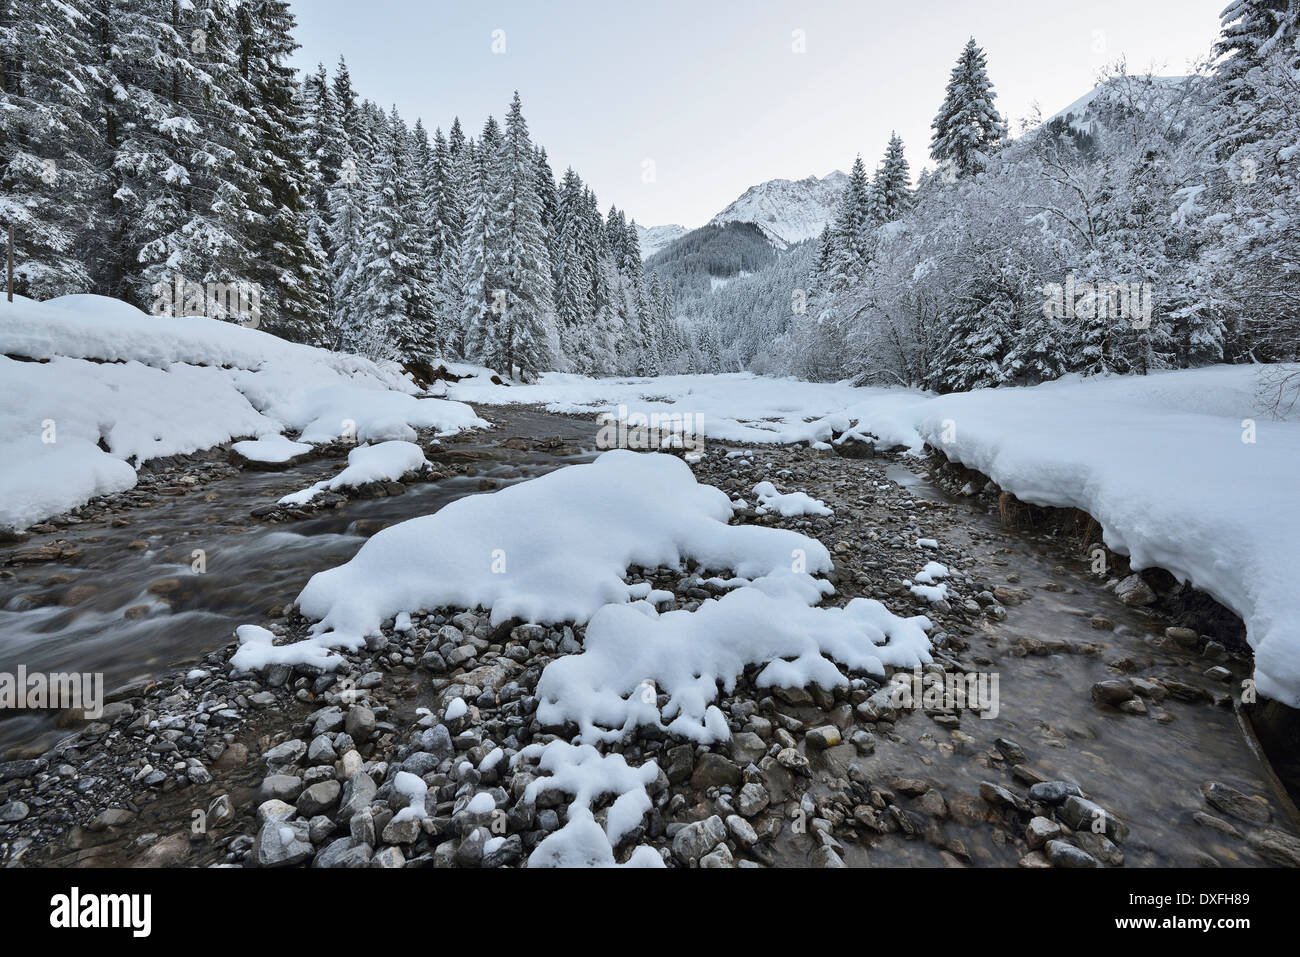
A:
288 0 1226 229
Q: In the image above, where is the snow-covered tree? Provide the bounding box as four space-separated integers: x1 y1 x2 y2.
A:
931 38 1007 177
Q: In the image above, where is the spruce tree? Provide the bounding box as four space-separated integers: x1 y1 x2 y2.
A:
931 38 1007 177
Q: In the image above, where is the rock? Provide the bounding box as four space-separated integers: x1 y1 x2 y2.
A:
1165 626 1200 647
345 705 376 743
1026 816 1062 850
776 748 809 772
252 819 313 867
730 731 767 766
1203 665 1232 683
87 807 136 831
338 770 378 820
1060 795 1128 842
314 837 372 869
0 801 30 823
978 781 1029 814
915 788 949 819
371 846 406 868
1201 781 1270 825
699 844 735 868
296 780 341 817
993 738 1026 763
672 815 727 865
1045 839 1098 868
132 833 192 867
482 834 522 868
664 744 694 785
773 686 814 707
307 734 337 765
1028 781 1083 805
726 814 758 847
382 815 423 845
850 730 877 754
805 725 842 750
1019 851 1053 868
1115 574 1156 606
811 846 846 867
1192 811 1241 838
257 799 297 825
1247 828 1300 867
0 758 47 783
259 774 303 803
690 752 741 789
737 782 770 818
1090 678 1135 706
263 739 307 769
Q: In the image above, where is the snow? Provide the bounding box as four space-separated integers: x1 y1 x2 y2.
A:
289 450 830 654
708 171 848 246
278 440 428 506
391 770 428 822
444 698 467 721
516 740 665 868
231 435 313 463
635 223 690 260
0 295 486 530
752 480 832 517
535 572 932 745
455 363 1300 708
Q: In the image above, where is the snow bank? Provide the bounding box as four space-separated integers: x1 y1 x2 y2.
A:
900 366 1300 706
291 449 830 654
0 295 487 530
279 441 429 506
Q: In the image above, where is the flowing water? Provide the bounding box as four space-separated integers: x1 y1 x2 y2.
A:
0 408 597 757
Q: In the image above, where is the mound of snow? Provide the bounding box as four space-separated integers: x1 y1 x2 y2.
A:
278 441 429 506
286 450 830 657
752 480 832 517
231 435 314 463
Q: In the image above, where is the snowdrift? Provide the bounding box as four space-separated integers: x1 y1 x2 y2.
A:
0 295 487 530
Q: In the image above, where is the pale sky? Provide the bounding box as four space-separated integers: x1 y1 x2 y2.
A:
287 0 1226 229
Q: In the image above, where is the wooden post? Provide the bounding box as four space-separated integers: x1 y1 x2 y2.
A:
6 225 12 303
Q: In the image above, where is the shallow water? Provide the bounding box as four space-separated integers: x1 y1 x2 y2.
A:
0 408 597 756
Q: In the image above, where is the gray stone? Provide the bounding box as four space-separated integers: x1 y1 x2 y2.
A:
263 739 306 769
252 819 313 867
1201 781 1270 825
296 779 341 817
259 774 303 803
313 836 372 868
672 815 727 864
338 769 378 820
805 725 842 750
1046 839 1098 868
1115 574 1156 606
1028 781 1083 805
690 752 741 789
345 705 376 743
737 782 770 818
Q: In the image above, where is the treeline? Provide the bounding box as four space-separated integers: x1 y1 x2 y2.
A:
766 3 1300 392
0 0 682 379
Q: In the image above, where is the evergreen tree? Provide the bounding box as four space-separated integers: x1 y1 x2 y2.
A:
931 38 1007 176
876 133 913 221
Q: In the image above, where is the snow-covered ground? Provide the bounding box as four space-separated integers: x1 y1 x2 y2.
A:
0 295 487 530
451 364 1300 710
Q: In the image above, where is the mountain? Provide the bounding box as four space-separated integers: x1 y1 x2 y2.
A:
634 223 690 260
707 170 847 247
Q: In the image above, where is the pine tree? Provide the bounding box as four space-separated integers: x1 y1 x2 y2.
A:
931 38 1007 177
234 0 328 343
495 93 555 380
0 0 104 297
461 117 506 367
876 133 913 221
824 155 874 291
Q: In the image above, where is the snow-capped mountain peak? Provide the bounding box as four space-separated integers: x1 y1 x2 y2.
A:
708 170 847 247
